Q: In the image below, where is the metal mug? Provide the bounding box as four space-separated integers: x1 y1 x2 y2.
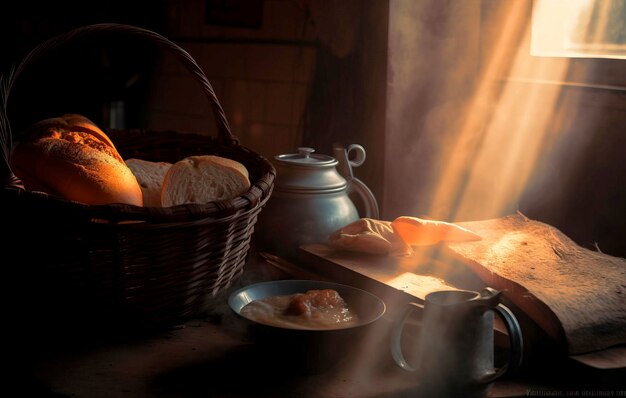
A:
390 288 523 397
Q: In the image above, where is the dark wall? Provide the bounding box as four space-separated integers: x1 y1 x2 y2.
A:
0 1 167 135
301 0 388 211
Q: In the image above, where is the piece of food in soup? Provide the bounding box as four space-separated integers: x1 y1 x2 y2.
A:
240 289 359 329
285 289 346 316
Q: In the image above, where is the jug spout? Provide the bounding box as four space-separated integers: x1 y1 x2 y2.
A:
332 143 380 219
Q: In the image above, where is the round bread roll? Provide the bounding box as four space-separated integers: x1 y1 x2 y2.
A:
161 155 250 207
10 114 143 206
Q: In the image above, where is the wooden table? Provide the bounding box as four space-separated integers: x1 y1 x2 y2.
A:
12 253 625 398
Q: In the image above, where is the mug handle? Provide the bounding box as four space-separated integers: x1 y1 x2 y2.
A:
478 303 524 384
389 302 423 372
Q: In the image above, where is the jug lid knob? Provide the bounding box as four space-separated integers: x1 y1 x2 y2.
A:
298 147 315 158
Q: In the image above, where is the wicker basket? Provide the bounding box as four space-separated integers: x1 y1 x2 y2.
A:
0 24 275 330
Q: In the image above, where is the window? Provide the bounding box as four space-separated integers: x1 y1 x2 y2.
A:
531 0 626 59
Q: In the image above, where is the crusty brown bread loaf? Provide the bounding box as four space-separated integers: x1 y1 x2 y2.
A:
10 114 143 206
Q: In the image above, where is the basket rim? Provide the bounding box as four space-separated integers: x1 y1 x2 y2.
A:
2 129 276 223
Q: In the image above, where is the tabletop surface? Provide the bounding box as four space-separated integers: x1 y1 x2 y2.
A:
12 254 625 398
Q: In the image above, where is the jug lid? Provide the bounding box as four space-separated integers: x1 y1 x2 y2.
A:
275 147 335 165
273 147 347 192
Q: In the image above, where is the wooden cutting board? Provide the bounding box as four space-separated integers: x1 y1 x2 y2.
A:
298 214 626 362
297 243 483 302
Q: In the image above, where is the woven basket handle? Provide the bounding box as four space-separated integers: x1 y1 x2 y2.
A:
1 23 235 186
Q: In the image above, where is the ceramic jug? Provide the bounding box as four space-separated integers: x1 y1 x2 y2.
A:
254 144 379 260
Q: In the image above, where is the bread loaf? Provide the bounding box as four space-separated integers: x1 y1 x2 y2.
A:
391 216 481 246
10 114 143 206
161 155 250 207
329 216 482 255
125 158 172 207
329 218 413 256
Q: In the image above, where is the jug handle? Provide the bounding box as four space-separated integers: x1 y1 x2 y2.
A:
477 302 524 384
333 143 380 219
389 302 423 372
350 177 380 219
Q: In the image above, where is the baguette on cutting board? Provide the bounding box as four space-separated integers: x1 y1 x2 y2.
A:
329 218 412 256
392 216 482 246
328 216 481 255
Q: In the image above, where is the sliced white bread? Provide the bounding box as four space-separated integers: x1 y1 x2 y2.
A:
161 155 250 207
125 158 172 207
